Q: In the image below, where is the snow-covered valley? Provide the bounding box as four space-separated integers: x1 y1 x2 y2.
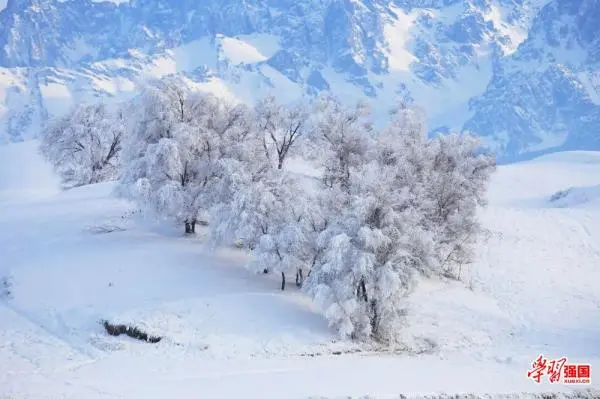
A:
0 141 599 398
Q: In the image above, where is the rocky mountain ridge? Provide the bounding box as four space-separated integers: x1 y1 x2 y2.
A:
0 0 598 161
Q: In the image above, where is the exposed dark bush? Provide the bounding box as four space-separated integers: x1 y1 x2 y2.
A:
0 276 12 300
550 188 571 202
102 320 162 343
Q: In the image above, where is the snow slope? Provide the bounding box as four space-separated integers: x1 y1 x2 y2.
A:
0 140 60 202
1 143 599 398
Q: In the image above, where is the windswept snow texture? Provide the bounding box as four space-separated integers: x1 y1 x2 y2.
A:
1 143 600 398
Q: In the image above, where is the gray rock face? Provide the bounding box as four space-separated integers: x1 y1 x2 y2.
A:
463 0 600 160
0 0 598 161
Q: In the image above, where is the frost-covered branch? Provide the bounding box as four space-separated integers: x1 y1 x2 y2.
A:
39 102 126 188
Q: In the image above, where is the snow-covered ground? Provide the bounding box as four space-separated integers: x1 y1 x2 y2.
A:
1 142 599 398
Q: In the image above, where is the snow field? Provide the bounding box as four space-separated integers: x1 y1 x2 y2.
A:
0 143 599 397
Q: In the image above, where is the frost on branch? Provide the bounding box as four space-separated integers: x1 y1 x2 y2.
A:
309 94 374 189
242 171 307 290
426 133 496 278
255 95 310 170
211 97 311 289
39 103 125 188
117 79 254 234
304 103 495 344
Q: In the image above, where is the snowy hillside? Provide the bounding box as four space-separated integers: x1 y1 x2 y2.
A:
0 0 599 160
1 142 599 398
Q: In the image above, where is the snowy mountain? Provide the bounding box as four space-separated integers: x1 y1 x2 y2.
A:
0 0 598 161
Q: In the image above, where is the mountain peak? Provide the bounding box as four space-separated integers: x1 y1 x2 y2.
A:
0 0 598 161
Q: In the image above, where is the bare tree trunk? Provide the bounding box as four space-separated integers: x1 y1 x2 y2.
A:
295 268 304 287
370 299 379 336
357 278 368 302
184 219 197 235
281 272 286 291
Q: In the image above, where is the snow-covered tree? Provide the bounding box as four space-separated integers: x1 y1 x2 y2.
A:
117 81 203 233
291 96 376 288
426 133 496 278
40 102 125 188
308 95 374 190
118 79 256 234
379 104 495 277
211 97 311 289
191 92 258 213
254 95 310 170
305 159 426 342
294 186 338 286
304 103 495 343
215 168 307 290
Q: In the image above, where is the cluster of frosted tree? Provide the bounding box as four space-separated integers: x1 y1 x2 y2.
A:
40 103 127 188
115 80 495 344
39 79 494 343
